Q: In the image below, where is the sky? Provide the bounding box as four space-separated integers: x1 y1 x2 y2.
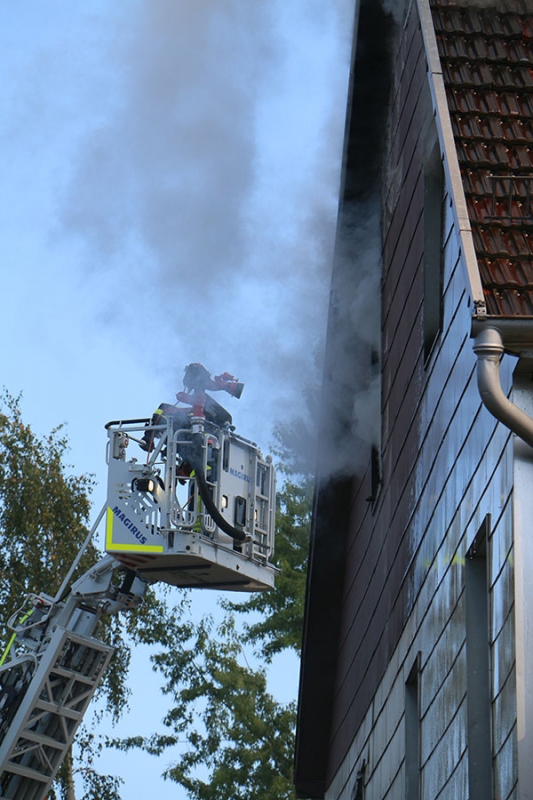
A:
0 1 353 796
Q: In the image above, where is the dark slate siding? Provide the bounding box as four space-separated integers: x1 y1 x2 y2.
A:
327 3 434 776
294 0 396 795
297 1 523 796
327 0 515 787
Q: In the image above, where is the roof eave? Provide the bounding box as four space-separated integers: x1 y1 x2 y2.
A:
417 0 488 319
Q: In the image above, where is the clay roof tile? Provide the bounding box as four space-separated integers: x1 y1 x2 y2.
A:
432 0 533 316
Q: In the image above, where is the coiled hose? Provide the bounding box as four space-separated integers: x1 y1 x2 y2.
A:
188 433 246 543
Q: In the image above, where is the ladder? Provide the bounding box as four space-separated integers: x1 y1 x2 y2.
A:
0 556 142 800
0 625 113 799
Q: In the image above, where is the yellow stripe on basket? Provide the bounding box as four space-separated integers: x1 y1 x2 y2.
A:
106 507 164 553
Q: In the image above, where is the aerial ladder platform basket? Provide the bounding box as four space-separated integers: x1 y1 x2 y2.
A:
105 413 277 591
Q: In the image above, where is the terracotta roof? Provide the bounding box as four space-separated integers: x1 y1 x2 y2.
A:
431 0 533 316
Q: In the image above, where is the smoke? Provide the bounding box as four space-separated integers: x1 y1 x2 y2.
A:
58 0 354 452
307 0 399 482
381 0 409 23
62 1 270 286
317 194 383 480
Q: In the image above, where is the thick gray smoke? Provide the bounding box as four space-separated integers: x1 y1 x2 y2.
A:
59 0 354 452
63 2 267 288
317 195 383 480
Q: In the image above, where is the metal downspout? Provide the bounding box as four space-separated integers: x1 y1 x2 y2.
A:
473 326 533 449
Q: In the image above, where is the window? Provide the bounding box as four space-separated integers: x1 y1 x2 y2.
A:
423 138 444 361
369 346 382 505
465 517 494 799
351 760 366 800
405 653 421 800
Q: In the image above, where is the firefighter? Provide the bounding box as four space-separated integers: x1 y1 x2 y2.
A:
140 396 234 453
140 403 190 452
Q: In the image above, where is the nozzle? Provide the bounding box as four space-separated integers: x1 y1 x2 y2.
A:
213 371 244 399
228 381 244 399
182 364 244 399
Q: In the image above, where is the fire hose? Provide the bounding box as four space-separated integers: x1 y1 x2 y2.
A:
189 434 246 543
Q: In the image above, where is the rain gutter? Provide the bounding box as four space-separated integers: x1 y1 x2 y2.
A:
472 322 533 450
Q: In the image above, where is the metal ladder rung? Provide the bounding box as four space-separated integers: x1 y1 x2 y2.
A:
1 761 50 782
12 730 69 751
46 666 100 684
33 700 82 721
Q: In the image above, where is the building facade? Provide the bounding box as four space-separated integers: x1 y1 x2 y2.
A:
295 1 533 798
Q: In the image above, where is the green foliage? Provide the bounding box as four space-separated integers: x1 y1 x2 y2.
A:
0 392 96 645
0 393 141 798
224 477 313 661
43 738 124 800
72 728 124 800
114 463 313 800
118 604 298 800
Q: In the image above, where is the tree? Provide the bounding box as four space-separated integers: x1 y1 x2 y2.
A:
0 393 96 624
114 468 313 800
225 476 313 661
0 393 150 800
